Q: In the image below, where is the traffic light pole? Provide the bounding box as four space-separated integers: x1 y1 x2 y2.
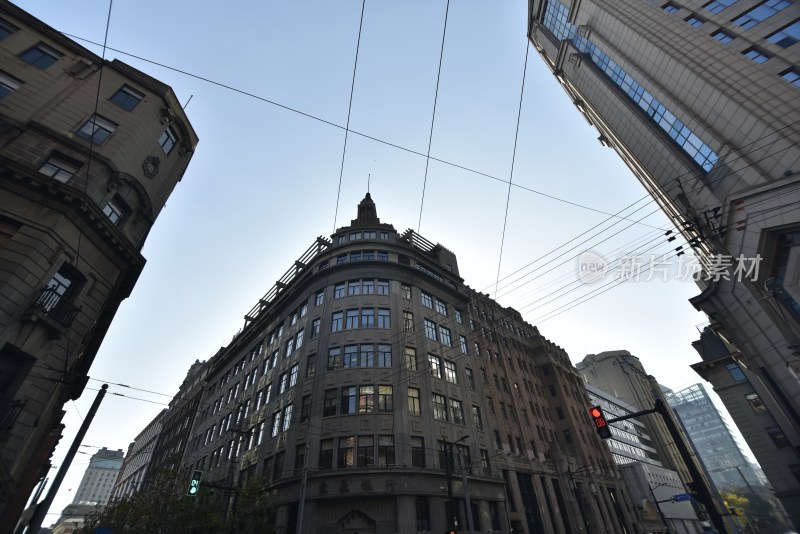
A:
604 400 729 534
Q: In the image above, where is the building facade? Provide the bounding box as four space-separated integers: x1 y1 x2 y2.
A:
0 2 198 528
586 383 703 534
71 447 124 506
110 410 164 502
176 194 637 534
666 383 761 491
527 1 800 528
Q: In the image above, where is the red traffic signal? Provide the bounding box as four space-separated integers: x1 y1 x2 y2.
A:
589 406 612 439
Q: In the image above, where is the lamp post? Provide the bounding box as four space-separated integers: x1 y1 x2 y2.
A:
567 465 594 534
444 435 469 533
648 482 670 534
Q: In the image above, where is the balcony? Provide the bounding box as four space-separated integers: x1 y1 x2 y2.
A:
32 287 79 328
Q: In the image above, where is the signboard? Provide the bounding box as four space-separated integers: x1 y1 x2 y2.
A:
673 493 693 502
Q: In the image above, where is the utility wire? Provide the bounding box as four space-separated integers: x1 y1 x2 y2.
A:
417 0 450 233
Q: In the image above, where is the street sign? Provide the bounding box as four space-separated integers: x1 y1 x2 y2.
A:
673 493 693 502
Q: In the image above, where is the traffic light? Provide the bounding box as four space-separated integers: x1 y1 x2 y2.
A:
187 470 202 496
588 406 612 439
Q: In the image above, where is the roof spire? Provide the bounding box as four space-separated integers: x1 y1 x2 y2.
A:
352 192 380 226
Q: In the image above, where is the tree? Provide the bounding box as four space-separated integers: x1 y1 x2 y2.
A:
83 466 275 534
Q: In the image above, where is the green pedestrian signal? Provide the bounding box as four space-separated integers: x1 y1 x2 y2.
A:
188 470 202 496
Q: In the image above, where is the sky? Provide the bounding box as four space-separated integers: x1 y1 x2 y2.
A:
11 0 753 524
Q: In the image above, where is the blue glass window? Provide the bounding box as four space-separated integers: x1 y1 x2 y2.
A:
767 19 800 48
0 18 17 39
686 15 706 27
704 0 738 13
733 0 792 30
712 29 735 42
743 47 771 63
542 1 719 172
726 363 746 381
781 68 800 87
663 3 680 13
20 43 62 69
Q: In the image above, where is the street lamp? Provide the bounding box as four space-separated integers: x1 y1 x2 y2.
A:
567 465 594 534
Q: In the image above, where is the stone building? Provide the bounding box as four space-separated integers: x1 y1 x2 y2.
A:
0 2 197 528
179 194 636 534
70 447 123 506
526 1 800 528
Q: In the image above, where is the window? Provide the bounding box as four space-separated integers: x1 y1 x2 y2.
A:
359 308 374 328
343 345 358 368
323 389 337 417
77 114 117 144
378 435 395 466
377 385 393 412
271 411 281 437
346 309 359 329
411 437 425 468
350 251 361 262
358 385 375 413
110 85 144 111
663 2 679 13
38 264 82 316
288 364 299 388
743 47 771 63
311 318 320 339
0 70 21 100
377 280 390 294
278 372 288 394
408 387 421 415
341 386 357 414
377 308 391 328
338 436 355 468
465 368 475 389
768 20 800 47
315 290 324 306
357 436 374 466
334 283 345 298
362 279 374 294
712 29 734 43
405 347 418 371
767 425 790 448
402 284 411 299
726 362 746 381
306 354 316 378
20 43 62 69
358 344 374 367
733 0 790 29
745 392 767 412
455 310 463 324
704 0 738 13
102 195 129 225
436 300 448 315
159 126 178 154
432 393 448 421
556 406 565 420
424 319 437 340
450 399 465 425
403 311 414 332
444 360 458 384
327 347 341 370
39 153 81 183
428 354 443 379
285 337 294 356
439 326 452 347
421 292 433 308
300 395 312 422
782 68 800 87
0 18 18 39
685 15 705 27
472 406 483 430
331 311 343 332
380 231 390 240
348 280 361 296
378 344 391 367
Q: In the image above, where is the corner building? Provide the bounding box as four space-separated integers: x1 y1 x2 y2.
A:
0 2 197 528
184 194 636 534
527 0 800 523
